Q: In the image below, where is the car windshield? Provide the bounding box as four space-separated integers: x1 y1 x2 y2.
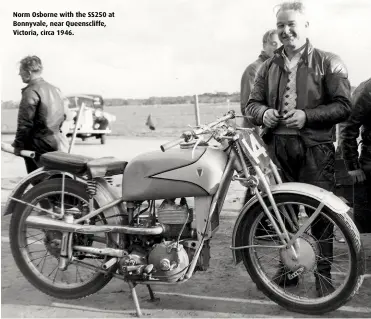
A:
67 95 103 109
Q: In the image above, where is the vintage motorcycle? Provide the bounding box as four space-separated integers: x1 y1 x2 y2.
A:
2 110 365 317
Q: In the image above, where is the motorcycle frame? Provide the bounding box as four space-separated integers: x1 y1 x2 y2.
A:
15 133 304 284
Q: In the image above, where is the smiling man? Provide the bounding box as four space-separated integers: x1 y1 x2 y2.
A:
245 1 352 297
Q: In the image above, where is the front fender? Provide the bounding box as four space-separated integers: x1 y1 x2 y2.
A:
231 182 350 265
3 168 83 216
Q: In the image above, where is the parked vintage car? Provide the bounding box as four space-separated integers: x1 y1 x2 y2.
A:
64 94 116 144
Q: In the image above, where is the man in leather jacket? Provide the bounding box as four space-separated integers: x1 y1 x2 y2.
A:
12 55 65 174
240 29 280 129
245 1 352 297
341 78 371 232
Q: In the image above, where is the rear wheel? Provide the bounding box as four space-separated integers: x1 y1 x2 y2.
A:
9 178 120 299
100 134 106 145
240 193 365 315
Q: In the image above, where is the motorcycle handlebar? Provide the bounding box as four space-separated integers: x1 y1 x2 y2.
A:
160 138 185 152
160 111 235 152
1 143 36 158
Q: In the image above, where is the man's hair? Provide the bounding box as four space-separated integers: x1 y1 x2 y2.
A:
19 55 43 73
274 1 306 17
262 29 278 44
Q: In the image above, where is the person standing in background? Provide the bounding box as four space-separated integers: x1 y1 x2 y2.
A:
341 78 371 233
240 30 281 212
12 55 66 173
240 29 280 129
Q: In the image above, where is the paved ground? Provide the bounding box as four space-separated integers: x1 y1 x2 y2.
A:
1 135 371 318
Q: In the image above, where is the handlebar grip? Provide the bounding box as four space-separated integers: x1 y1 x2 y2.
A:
20 150 36 158
160 138 184 152
1 143 36 158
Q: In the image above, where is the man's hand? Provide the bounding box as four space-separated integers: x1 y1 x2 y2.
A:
263 109 280 128
348 169 366 183
10 141 22 156
281 110 307 129
13 147 21 156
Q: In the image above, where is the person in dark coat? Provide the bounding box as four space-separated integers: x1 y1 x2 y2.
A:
12 55 66 173
240 29 280 129
245 1 352 297
341 78 371 233
240 29 281 215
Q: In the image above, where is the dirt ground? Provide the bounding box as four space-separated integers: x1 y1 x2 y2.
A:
1 135 371 318
1 211 371 318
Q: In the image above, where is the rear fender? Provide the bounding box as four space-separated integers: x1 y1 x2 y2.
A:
4 172 125 219
94 177 126 217
231 182 350 265
3 168 83 216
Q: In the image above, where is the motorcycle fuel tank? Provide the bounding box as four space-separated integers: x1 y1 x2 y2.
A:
122 146 228 201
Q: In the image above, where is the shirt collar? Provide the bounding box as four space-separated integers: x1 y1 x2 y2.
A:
282 46 306 61
22 77 43 91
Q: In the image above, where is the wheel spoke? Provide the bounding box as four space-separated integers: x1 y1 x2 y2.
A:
76 264 84 283
34 252 51 266
22 237 44 247
26 232 44 240
53 267 60 283
29 249 49 255
47 264 59 278
257 251 281 263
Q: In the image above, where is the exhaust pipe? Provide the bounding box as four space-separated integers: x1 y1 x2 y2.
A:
26 215 166 235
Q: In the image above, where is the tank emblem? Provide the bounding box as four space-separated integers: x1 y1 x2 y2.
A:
196 168 203 177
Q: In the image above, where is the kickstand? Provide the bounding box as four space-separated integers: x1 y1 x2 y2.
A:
147 284 160 302
128 281 142 317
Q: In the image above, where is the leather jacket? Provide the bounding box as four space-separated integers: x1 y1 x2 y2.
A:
240 51 270 116
13 78 65 154
240 51 270 128
246 40 352 147
341 78 371 171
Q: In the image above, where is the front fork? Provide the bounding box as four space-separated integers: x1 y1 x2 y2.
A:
231 143 300 256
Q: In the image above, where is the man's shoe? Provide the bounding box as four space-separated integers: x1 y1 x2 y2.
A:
273 267 299 287
315 274 335 297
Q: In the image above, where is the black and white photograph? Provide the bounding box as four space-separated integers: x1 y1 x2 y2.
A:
1 0 371 317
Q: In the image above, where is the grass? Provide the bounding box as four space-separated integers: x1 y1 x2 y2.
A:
1 103 242 138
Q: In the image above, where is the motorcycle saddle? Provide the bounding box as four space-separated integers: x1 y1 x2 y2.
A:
40 151 127 178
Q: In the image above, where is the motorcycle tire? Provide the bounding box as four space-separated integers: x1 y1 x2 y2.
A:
240 193 365 315
9 178 117 300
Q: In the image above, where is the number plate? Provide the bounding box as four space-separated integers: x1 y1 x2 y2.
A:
240 130 271 172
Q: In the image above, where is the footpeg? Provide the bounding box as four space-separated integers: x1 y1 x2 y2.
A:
144 264 154 274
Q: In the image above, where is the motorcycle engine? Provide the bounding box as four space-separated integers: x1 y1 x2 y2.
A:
148 241 189 282
156 198 210 273
157 198 195 239
118 198 209 282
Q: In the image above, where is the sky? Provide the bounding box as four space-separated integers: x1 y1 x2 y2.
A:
1 0 370 101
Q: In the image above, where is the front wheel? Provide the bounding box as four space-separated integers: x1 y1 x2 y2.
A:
240 193 365 315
